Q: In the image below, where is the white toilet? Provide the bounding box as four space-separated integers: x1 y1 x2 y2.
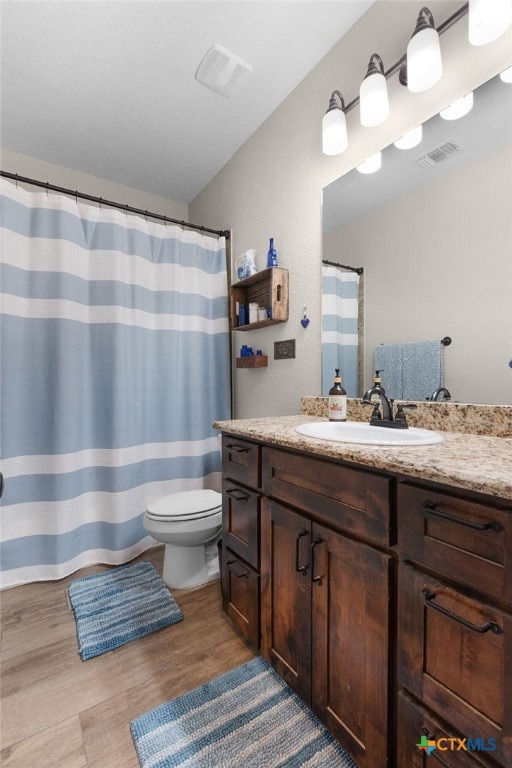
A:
143 489 222 589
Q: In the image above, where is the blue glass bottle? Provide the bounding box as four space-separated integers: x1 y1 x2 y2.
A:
266 237 278 268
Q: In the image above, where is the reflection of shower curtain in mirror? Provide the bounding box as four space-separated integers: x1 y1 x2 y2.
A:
321 266 359 396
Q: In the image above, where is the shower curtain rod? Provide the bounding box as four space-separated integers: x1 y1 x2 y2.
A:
1 171 231 239
322 259 363 275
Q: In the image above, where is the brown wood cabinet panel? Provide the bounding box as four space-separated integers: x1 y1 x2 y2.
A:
222 479 260 569
398 563 512 767
222 435 261 489
230 267 289 330
260 498 312 705
263 447 392 545
397 690 495 767
398 483 511 606
312 523 392 768
220 545 260 647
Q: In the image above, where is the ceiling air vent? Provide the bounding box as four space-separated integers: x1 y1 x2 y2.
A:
195 44 253 97
416 141 463 168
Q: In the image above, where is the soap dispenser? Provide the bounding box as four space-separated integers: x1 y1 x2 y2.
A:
328 369 347 422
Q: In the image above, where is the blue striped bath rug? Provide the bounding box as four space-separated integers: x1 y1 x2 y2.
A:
130 656 358 767
68 561 183 661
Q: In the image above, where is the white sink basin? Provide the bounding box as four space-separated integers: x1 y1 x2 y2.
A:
295 421 444 446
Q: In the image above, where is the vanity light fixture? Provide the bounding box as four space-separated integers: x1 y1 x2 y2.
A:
360 54 390 127
356 151 382 174
500 64 512 82
440 91 474 120
394 125 423 149
468 0 512 46
322 91 348 155
406 7 443 93
322 2 511 157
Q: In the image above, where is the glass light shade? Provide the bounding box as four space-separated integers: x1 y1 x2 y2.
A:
407 27 443 92
356 152 382 174
500 65 512 82
394 125 423 149
469 0 512 45
322 107 348 155
440 92 474 120
359 72 390 127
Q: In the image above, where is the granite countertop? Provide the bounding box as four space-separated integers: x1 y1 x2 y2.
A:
213 415 512 501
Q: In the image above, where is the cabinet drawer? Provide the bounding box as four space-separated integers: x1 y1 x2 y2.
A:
222 435 261 489
398 563 512 767
397 690 494 767
222 479 260 568
262 447 392 545
220 546 259 647
398 483 511 605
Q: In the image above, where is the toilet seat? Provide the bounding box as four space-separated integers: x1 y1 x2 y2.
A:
146 489 221 523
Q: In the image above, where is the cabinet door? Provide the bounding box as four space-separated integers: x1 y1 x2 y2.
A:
260 499 312 705
312 523 392 768
221 545 260 647
398 563 512 768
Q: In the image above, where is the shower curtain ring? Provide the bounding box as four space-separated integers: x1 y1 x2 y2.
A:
15 174 18 188
46 182 49 197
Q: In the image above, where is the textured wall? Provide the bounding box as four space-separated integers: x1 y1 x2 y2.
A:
190 1 512 418
1 149 189 222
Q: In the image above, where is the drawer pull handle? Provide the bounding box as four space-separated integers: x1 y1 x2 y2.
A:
225 488 249 502
422 500 503 532
226 560 249 578
422 589 502 634
295 529 309 574
311 536 323 584
225 444 250 454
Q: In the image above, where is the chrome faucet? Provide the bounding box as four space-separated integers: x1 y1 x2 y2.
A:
430 387 452 401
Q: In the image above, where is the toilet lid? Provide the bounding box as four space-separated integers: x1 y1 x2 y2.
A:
146 489 222 521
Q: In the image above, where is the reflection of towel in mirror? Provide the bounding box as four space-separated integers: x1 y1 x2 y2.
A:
402 340 443 400
375 340 443 401
375 344 403 399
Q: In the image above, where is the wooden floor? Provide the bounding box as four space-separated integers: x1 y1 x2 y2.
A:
0 547 256 767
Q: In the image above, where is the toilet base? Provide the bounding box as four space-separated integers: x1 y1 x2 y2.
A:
162 541 218 589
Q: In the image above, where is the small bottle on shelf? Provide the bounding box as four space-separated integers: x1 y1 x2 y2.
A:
328 369 347 422
266 237 278 268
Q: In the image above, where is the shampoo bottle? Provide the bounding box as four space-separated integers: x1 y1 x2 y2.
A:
328 369 347 422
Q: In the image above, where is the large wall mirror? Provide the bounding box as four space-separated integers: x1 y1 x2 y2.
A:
322 72 512 405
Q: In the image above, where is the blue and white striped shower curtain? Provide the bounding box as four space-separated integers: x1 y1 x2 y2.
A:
0 179 230 588
321 265 359 397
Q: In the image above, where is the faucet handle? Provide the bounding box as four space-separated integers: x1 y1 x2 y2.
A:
362 401 381 422
394 402 417 427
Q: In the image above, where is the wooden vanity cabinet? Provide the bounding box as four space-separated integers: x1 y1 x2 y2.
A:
397 482 512 768
219 432 512 768
260 448 394 768
220 435 261 647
